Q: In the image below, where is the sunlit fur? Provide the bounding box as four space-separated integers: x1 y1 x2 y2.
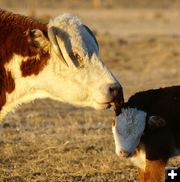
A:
112 108 147 170
0 12 120 119
48 14 99 58
44 14 119 110
130 145 146 170
112 108 146 155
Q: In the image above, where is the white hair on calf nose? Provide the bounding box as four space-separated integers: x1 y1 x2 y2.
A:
113 108 146 155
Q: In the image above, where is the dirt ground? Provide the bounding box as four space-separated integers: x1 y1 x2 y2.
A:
0 1 180 181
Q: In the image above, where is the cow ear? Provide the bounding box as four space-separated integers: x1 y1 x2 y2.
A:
83 25 99 50
147 116 166 130
28 29 50 53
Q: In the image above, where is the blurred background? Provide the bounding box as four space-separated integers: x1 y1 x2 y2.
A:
0 1 180 181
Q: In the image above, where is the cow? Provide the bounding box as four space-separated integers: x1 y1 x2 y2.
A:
0 9 123 120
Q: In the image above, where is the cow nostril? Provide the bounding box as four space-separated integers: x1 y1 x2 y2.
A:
109 84 119 97
106 83 124 108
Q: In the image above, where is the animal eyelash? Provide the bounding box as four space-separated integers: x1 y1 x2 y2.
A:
74 53 83 64
69 52 84 68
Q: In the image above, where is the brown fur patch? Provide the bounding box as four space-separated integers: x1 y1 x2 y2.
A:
138 159 167 182
0 9 49 110
0 68 15 110
21 53 50 76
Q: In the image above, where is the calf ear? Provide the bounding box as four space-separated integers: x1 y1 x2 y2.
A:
28 29 50 53
147 116 166 129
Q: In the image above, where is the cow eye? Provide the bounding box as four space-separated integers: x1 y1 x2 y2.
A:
69 52 84 67
74 53 83 64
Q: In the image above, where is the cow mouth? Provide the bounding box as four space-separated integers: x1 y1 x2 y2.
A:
95 101 113 109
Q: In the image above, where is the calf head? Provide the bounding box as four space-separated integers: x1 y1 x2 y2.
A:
112 108 166 158
28 14 123 109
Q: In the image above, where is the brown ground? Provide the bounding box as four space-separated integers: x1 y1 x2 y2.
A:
0 1 180 181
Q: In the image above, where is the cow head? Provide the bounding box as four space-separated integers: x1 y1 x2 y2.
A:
29 13 123 110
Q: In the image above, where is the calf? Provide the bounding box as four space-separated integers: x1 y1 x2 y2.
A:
112 85 180 182
0 9 123 120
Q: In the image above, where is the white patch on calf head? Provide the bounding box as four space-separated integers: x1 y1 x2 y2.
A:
112 108 147 156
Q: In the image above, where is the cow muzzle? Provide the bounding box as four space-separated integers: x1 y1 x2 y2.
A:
111 84 124 114
93 82 124 110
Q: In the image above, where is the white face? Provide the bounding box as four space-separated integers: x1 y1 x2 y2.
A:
112 108 147 157
44 14 121 109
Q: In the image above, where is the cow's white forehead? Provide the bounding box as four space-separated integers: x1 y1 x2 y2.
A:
48 13 82 29
113 108 147 153
48 13 98 58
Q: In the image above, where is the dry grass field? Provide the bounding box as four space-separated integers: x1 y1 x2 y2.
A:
0 0 180 181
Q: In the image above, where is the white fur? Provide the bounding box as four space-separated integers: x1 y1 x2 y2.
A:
1 14 119 119
49 13 82 29
48 13 98 64
130 146 146 170
112 108 147 155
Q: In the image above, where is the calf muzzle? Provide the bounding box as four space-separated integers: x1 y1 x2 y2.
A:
117 149 130 158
